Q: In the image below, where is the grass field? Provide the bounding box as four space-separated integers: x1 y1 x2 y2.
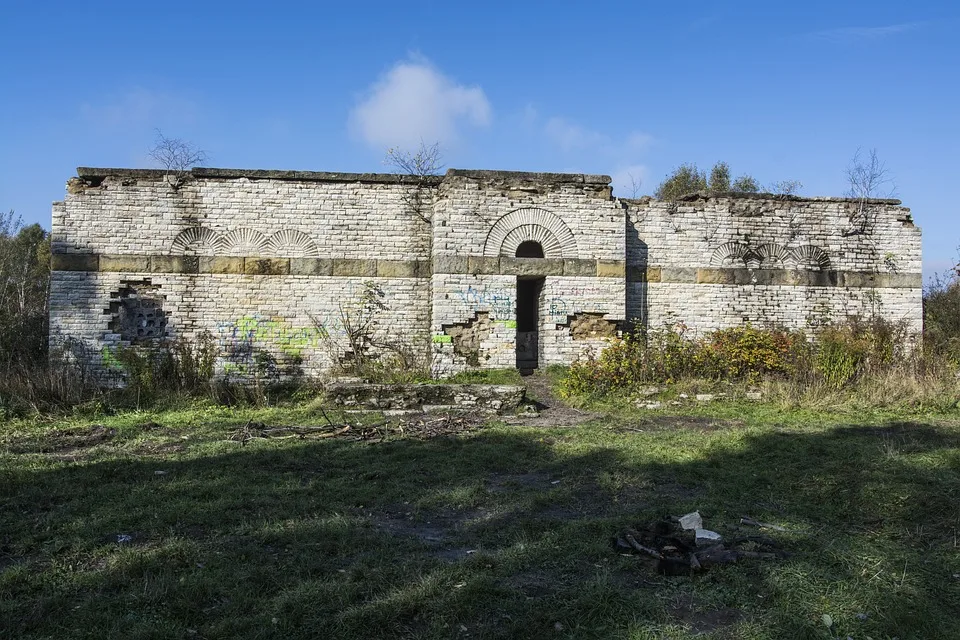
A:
2 390 959 639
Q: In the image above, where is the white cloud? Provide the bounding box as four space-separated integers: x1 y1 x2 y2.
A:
350 57 491 150
80 87 197 128
544 117 610 152
810 22 924 42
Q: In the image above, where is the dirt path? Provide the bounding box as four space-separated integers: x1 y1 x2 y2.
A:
502 372 600 428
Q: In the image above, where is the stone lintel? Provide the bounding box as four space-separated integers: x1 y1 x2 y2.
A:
500 257 564 276
467 256 500 275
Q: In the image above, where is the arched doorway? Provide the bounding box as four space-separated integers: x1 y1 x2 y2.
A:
515 242 545 371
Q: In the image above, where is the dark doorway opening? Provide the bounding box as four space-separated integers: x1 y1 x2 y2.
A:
515 240 546 371
516 276 543 371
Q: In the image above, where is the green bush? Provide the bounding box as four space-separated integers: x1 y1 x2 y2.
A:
558 318 915 399
703 325 809 382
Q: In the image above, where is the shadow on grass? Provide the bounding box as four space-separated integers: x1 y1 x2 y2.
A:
1 418 959 639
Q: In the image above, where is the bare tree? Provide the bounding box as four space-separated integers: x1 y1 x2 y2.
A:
148 129 208 188
769 180 803 196
844 148 896 235
383 140 444 224
626 173 643 199
384 140 444 177
846 148 895 200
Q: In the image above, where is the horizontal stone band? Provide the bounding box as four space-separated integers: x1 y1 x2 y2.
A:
635 266 920 288
51 253 628 279
433 255 624 278
51 253 921 288
52 254 432 278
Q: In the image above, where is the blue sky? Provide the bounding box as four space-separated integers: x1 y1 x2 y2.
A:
2 0 957 279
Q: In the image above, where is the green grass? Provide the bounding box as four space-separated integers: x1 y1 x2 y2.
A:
1 397 959 639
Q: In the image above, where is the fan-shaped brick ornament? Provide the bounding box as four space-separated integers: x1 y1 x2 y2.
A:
483 208 578 258
170 227 222 256
265 229 320 258
221 228 268 256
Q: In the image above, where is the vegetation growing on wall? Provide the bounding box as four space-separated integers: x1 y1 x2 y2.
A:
654 161 762 201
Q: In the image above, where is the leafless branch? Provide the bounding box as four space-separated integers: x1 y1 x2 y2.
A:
769 180 803 196
383 141 444 224
846 148 896 200
384 140 444 177
844 148 896 236
148 129 208 188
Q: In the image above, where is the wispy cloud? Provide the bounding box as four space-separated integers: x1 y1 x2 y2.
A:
809 22 925 43
349 55 491 150
544 117 653 157
540 114 654 195
80 87 198 128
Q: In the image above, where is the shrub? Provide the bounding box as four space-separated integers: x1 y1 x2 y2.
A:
558 318 919 399
704 325 809 382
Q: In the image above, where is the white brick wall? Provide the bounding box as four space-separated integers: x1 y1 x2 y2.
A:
50 169 923 380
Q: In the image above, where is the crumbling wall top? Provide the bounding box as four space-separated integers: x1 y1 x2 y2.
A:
444 168 611 185
76 167 444 186
674 190 902 206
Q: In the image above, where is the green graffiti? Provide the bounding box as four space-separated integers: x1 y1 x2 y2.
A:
432 335 453 343
100 346 123 371
221 315 326 357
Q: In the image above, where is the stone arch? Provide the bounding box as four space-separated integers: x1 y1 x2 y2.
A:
483 208 578 259
789 245 832 271
171 227 222 256
221 228 268 256
710 242 751 267
265 229 320 258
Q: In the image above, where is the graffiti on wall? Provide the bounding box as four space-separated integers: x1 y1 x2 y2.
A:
454 284 612 326
456 286 514 318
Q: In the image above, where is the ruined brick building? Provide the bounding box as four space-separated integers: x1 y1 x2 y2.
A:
49 167 922 378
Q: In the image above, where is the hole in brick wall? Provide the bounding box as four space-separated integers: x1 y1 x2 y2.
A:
105 280 168 344
560 312 619 341
443 312 492 366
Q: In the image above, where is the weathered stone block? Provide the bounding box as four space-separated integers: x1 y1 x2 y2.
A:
433 254 468 274
467 255 500 275
377 260 417 278
563 259 595 277
200 256 244 274
150 256 189 273
596 260 626 278
290 258 333 276
244 258 290 276
696 268 736 285
500 257 563 276
100 255 150 272
660 267 697 283
332 258 376 277
51 253 98 272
